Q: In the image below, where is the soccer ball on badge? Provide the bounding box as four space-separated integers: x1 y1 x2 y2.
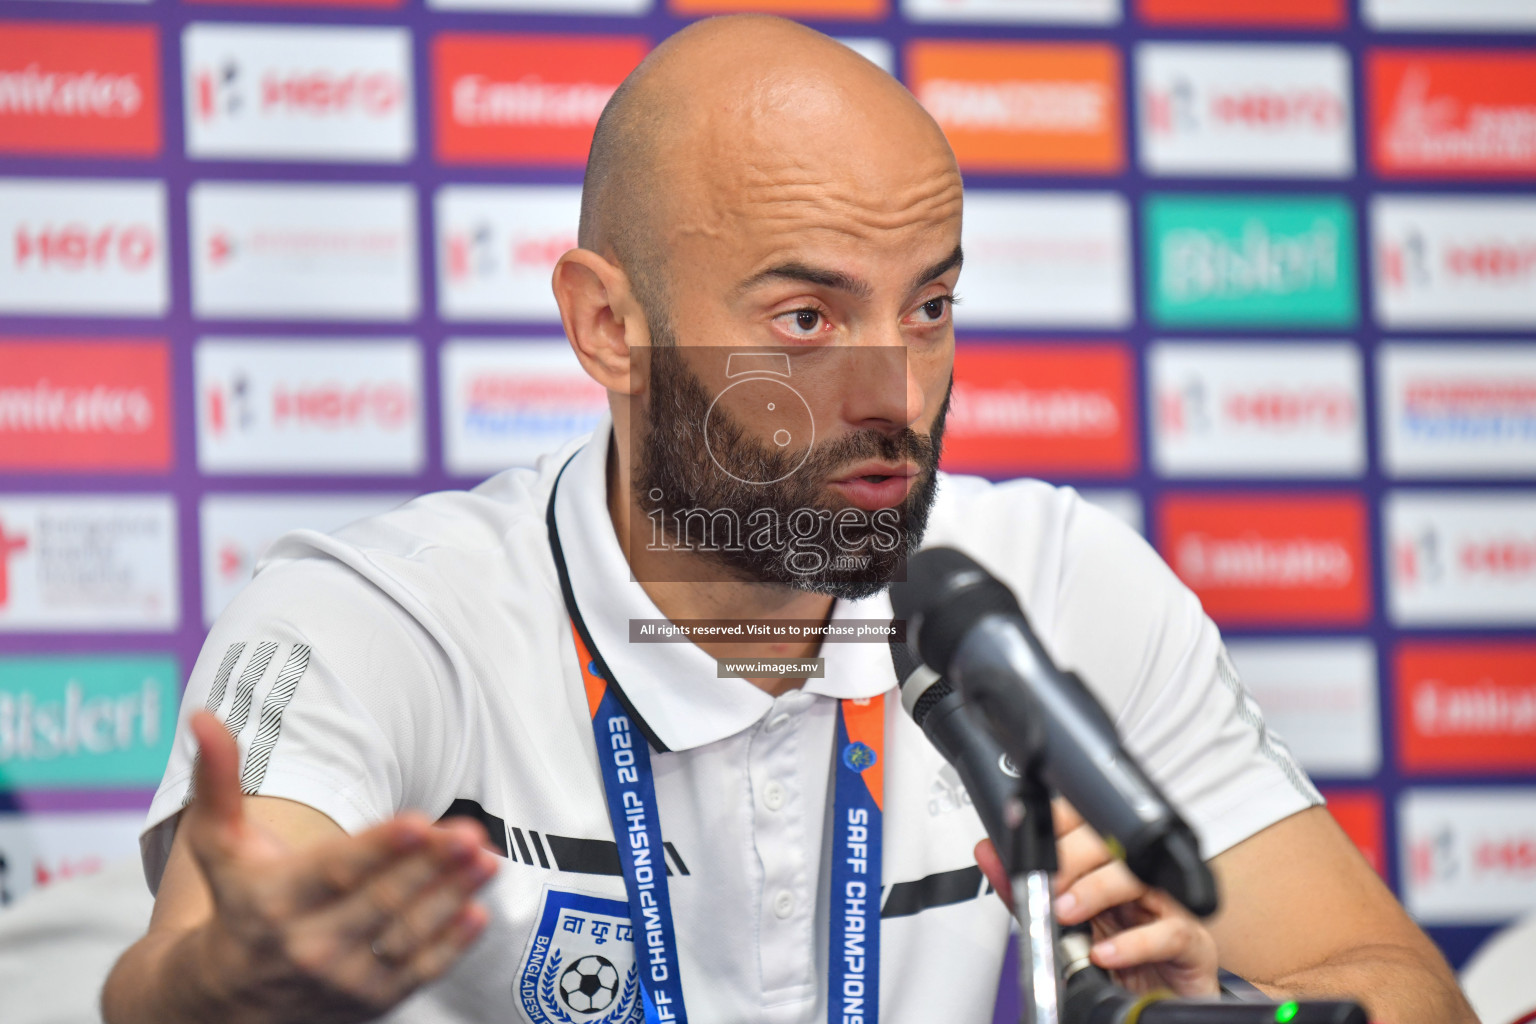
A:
559 954 619 1014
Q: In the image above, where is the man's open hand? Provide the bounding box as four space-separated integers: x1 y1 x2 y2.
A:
975 799 1219 997
172 711 500 1023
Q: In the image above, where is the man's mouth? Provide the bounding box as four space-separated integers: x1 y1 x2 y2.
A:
826 462 920 509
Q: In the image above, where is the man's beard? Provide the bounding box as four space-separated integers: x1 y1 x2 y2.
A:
634 340 949 600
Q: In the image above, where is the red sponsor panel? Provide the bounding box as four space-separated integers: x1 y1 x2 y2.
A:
942 344 1136 477
0 23 161 158
906 42 1123 175
1396 643 1536 773
1369 51 1536 179
1137 0 1345 26
0 339 171 472
433 34 648 166
1157 494 1371 626
1321 789 1385 876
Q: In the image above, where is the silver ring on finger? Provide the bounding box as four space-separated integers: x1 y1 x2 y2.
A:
371 936 408 967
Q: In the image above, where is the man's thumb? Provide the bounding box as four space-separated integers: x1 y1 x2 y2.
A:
186 711 245 850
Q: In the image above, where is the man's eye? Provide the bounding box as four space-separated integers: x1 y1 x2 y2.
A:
778 309 824 336
916 297 951 323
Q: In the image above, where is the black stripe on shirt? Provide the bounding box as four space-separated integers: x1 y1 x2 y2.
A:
881 866 986 919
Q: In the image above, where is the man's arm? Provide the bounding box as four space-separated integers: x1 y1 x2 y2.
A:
1206 805 1474 1023
102 713 499 1024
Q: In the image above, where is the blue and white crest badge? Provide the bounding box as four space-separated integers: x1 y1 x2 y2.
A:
516 887 644 1024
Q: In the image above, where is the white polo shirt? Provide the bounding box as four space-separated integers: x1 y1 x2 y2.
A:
142 417 1320 1024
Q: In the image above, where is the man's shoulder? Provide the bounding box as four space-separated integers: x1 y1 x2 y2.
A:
245 444 579 636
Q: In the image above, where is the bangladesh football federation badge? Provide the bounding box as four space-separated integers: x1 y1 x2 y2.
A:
516 887 643 1024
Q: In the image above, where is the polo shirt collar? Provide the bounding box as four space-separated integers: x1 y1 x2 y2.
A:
551 415 898 753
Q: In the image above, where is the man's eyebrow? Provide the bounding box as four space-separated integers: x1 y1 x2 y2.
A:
909 244 964 294
738 262 873 300
736 244 963 301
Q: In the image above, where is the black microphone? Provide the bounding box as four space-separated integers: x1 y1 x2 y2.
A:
889 636 1026 857
890 547 1219 918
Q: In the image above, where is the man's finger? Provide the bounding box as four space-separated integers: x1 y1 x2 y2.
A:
1052 798 1084 838
370 843 497 961
1052 820 1113 894
312 823 486 938
287 813 438 909
1090 914 1197 971
1054 860 1148 926
974 839 1013 913
184 712 250 885
395 904 491 996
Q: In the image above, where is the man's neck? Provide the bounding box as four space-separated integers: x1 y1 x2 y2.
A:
606 442 832 697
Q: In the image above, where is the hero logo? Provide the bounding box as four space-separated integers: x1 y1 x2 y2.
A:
183 25 413 162
443 222 575 284
1387 491 1536 626
196 339 423 475
193 62 401 122
13 221 156 273
0 520 26 609
1374 197 1536 328
436 185 580 322
1139 44 1352 177
1401 789 1536 924
0 180 168 316
1151 342 1363 477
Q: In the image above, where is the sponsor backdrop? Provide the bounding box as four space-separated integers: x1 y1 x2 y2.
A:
1 0 1533 1007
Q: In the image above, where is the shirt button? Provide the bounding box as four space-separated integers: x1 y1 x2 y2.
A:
764 713 791 732
773 891 795 919
763 781 785 811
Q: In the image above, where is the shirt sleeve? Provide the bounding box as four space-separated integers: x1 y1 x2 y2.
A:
1046 492 1323 860
140 555 458 892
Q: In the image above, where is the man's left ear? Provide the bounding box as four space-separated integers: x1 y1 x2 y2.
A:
552 248 650 395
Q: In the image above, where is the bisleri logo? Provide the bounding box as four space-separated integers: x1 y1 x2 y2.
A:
1146 195 1357 327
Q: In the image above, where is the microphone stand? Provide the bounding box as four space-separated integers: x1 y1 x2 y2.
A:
998 710 1063 1024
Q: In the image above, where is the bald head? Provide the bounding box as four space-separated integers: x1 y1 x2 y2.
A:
578 15 958 321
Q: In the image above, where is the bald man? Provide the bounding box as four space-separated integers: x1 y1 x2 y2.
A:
104 16 1474 1024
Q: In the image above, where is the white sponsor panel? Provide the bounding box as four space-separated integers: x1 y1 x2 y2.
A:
0 178 167 317
427 0 648 9
0 496 178 632
1380 344 1536 479
838 39 894 75
1387 490 1536 626
959 191 1131 328
903 0 1119 24
1078 489 1143 535
1150 341 1364 478
436 186 580 323
183 24 413 164
1226 639 1380 778
200 493 410 623
1373 196 1536 329
190 182 418 321
196 338 424 475
1137 43 1353 179
442 339 608 477
1365 0 1536 30
0 812 147 908
1400 788 1536 925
